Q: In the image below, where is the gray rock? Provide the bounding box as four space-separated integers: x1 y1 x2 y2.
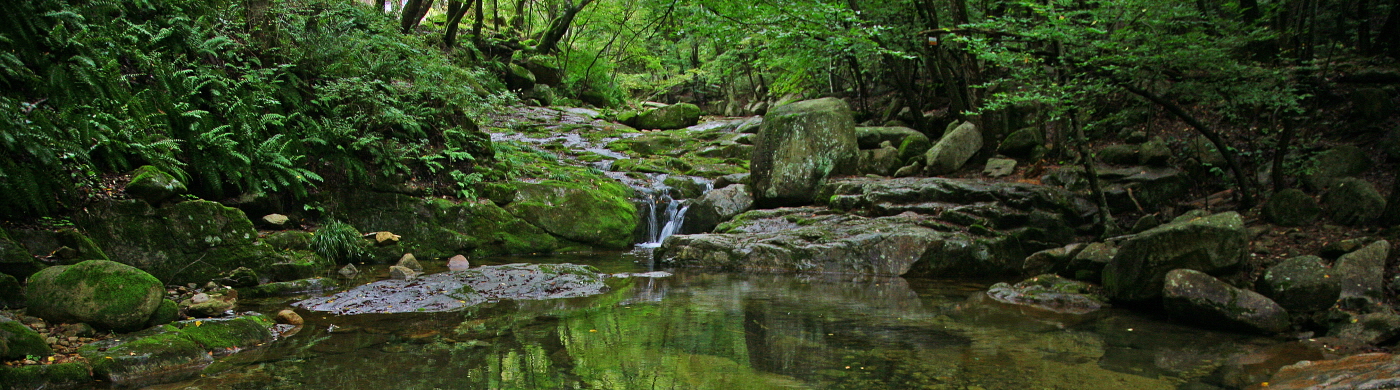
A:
1020 243 1083 276
1163 269 1291 334
125 165 187 205
1138 138 1171 166
389 265 418 281
295 263 607 315
25 260 164 331
260 214 290 227
986 274 1106 315
1305 146 1371 191
1259 255 1341 313
750 98 859 207
396 253 424 272
448 254 471 271
855 126 928 150
1264 189 1322 226
997 127 1044 158
635 103 701 130
238 277 339 298
857 143 902 176
1322 178 1386 226
338 263 359 278
714 173 749 189
924 121 982 175
1103 212 1247 302
679 184 754 234
1097 144 1140 165
1328 312 1400 345
1065 242 1116 283
1335 240 1390 299
983 158 1016 177
892 162 922 178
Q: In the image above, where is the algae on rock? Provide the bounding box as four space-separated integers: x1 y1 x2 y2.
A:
77 200 281 284
506 180 638 249
24 260 165 332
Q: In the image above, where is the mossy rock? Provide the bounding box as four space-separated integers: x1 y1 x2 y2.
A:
77 200 281 285
1304 145 1372 190
1259 255 1340 313
321 189 559 259
265 250 330 282
855 126 928 150
751 97 860 207
997 127 1044 158
1097 144 1140 165
78 316 272 385
1322 178 1386 226
25 260 164 332
262 230 313 251
0 362 92 389
145 298 180 328
506 180 638 249
238 277 339 298
126 165 187 205
663 176 706 199
1264 189 1321 227
7 227 110 266
1 317 52 360
0 273 22 309
634 103 701 130
1102 212 1247 302
504 63 536 90
924 121 982 175
0 227 43 280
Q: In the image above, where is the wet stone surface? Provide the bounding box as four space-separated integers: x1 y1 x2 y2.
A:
294 263 608 315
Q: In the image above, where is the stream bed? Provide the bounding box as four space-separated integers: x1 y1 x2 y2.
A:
143 250 1276 390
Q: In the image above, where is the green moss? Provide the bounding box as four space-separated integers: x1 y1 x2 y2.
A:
0 362 92 389
0 319 53 359
263 230 314 251
145 299 180 328
77 200 279 284
25 260 164 332
170 316 274 349
505 180 638 249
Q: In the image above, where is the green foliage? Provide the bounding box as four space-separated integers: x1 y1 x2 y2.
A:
0 0 503 218
310 219 367 264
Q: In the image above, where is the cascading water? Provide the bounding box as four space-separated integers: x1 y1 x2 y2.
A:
636 183 691 248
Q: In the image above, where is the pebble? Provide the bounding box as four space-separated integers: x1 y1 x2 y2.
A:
448 255 471 271
276 309 304 325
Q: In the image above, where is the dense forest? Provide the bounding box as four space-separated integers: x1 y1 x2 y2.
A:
3 0 1400 388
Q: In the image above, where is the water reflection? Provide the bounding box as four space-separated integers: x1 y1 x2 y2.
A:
147 253 1273 390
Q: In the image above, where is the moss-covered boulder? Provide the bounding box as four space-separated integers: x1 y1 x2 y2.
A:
1264 189 1322 226
0 273 22 309
1103 212 1247 302
1259 255 1340 313
0 363 92 390
77 200 281 284
6 227 110 267
506 180 638 249
522 57 563 86
79 315 274 386
998 127 1045 158
265 250 330 281
855 126 928 150
986 274 1107 315
0 227 42 280
1304 146 1371 190
318 189 559 260
1 317 52 360
634 103 702 130
504 63 536 90
1322 178 1386 226
24 260 165 332
126 165 187 205
1335 240 1390 299
145 298 179 328
1163 268 1291 334
1097 144 1140 165
924 121 982 175
857 143 902 176
750 97 859 207
679 184 754 234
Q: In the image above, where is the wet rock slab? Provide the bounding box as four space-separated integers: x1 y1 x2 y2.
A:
1263 352 1400 389
294 263 607 315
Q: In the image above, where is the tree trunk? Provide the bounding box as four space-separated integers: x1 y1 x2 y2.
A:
444 0 475 47
1124 85 1258 210
1271 117 1298 193
1377 0 1400 57
1071 113 1119 237
472 0 484 46
1359 0 1373 54
535 0 594 54
1383 176 1400 227
375 0 387 13
1241 0 1261 22
400 0 424 32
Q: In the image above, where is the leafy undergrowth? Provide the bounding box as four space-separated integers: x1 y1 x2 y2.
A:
0 0 509 219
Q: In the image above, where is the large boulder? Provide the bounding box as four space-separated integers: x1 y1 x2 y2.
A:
0 273 22 309
856 143 902 176
679 184 754 234
1162 269 1291 334
1304 146 1371 190
1103 212 1248 302
750 97 859 207
506 180 638 249
986 274 1107 315
125 165 187 205
294 263 607 315
1 316 52 360
924 121 982 175
322 188 560 259
997 127 1044 158
1334 240 1390 299
24 260 164 331
1328 312 1400 345
1322 178 1386 226
1264 189 1321 226
504 63 536 90
79 315 274 385
7 227 110 265
1258 255 1341 313
77 200 280 284
634 103 702 130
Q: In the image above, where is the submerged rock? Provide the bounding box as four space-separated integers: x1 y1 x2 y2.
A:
750 97 859 207
1103 211 1247 302
986 274 1107 315
1264 353 1400 390
25 260 165 332
238 277 339 298
1162 269 1290 334
295 263 607 315
79 316 275 386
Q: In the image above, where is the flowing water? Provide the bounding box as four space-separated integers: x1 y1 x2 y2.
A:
145 251 1276 390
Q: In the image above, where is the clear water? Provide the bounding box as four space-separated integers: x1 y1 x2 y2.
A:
144 251 1275 390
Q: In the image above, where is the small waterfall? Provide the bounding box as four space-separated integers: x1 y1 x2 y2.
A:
637 187 688 248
